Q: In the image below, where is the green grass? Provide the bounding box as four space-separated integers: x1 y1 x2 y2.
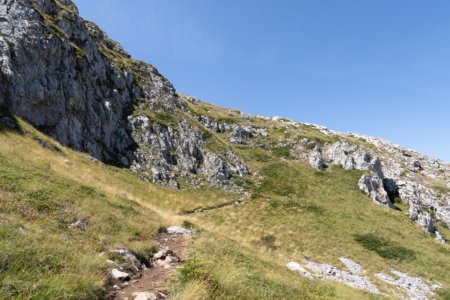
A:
171 235 346 300
1 106 450 299
354 234 416 261
197 162 450 297
0 123 164 299
271 145 292 159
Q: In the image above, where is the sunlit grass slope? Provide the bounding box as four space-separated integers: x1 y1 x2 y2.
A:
0 116 365 299
1 106 449 299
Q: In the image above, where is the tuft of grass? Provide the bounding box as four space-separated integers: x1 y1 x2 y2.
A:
249 149 272 162
354 233 416 261
271 145 292 159
259 234 279 250
431 183 450 195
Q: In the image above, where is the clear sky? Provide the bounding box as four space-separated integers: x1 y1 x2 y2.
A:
73 0 450 162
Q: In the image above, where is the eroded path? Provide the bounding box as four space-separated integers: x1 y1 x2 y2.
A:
112 229 191 300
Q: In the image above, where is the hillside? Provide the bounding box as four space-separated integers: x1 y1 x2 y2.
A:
0 0 449 299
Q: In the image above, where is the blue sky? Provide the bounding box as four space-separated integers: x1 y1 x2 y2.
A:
73 0 450 162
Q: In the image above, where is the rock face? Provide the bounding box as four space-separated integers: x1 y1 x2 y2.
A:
358 174 394 208
309 145 326 171
324 142 383 176
0 0 138 165
0 0 249 189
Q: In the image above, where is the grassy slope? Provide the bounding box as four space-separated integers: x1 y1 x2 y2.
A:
1 105 449 299
175 99 450 299
0 116 358 299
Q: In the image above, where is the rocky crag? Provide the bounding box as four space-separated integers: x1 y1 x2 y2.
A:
0 0 249 189
305 132 449 243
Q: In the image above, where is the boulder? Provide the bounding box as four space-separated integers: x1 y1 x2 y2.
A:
358 175 394 208
435 231 446 244
202 152 230 184
325 142 383 176
167 226 194 236
408 159 423 172
111 268 130 281
229 126 255 144
409 202 435 234
132 292 158 300
309 145 326 171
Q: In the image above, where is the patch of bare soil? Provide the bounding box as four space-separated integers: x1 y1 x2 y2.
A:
112 233 190 300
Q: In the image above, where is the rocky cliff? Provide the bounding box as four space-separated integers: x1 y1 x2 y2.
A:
0 0 249 189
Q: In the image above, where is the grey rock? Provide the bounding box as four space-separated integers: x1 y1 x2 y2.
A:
409 202 435 234
153 248 173 260
435 231 446 244
0 0 141 165
202 152 230 184
339 257 363 275
398 181 450 232
286 261 313 279
375 270 439 300
0 115 17 129
132 292 158 300
69 219 88 230
229 125 255 144
303 259 380 294
228 125 267 144
111 268 130 281
358 174 394 208
111 248 143 271
226 151 250 177
309 145 326 171
197 115 228 133
167 226 194 236
408 159 423 172
129 114 249 187
325 142 383 176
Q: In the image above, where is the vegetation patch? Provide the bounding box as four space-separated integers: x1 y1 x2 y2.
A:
271 145 292 159
248 149 272 162
354 233 416 261
258 234 279 250
431 183 450 196
254 163 305 198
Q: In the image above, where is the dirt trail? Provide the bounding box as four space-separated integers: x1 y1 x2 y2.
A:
182 194 248 215
112 233 190 300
